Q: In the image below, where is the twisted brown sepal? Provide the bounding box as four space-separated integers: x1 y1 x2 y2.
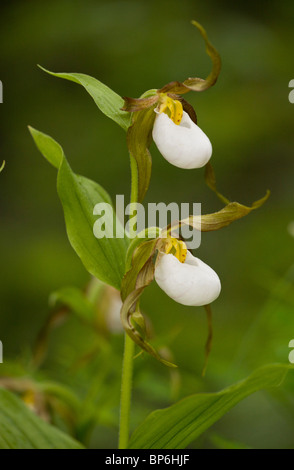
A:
158 20 221 95
205 162 230 205
164 191 270 235
121 239 177 368
161 189 270 241
121 19 221 115
179 96 197 124
204 162 270 227
127 104 157 203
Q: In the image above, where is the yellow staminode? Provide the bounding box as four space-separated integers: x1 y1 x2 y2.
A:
163 237 187 263
157 94 183 125
22 390 36 407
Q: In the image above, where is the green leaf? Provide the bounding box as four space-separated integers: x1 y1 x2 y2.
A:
29 127 129 290
39 381 81 414
58 159 128 288
210 434 252 450
38 66 131 131
0 161 5 172
0 388 84 449
129 364 293 449
28 127 63 169
49 286 96 323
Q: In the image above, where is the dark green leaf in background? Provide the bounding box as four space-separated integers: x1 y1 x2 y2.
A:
129 364 293 449
0 388 84 449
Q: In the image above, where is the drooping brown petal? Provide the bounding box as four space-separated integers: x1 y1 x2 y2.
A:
180 98 198 124
120 239 177 367
120 284 176 367
205 162 230 205
121 239 158 301
127 105 156 202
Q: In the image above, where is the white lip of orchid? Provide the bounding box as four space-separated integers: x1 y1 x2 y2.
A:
152 110 213 169
154 250 221 306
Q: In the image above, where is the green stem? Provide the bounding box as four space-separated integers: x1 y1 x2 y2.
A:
118 333 135 449
118 153 138 449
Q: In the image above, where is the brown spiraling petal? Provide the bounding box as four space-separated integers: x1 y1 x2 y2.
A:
158 81 190 95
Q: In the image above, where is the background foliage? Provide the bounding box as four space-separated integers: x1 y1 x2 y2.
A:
0 0 294 448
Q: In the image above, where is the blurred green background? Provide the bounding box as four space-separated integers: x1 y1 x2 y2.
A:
1 0 294 449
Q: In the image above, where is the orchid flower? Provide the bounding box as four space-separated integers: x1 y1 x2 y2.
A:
152 96 212 169
154 238 221 306
121 186 269 364
121 20 222 202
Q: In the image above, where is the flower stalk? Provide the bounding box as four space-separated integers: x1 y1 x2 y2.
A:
118 153 139 449
118 332 135 449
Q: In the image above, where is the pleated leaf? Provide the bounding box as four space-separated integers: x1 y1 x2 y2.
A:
129 364 293 449
0 388 83 449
